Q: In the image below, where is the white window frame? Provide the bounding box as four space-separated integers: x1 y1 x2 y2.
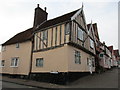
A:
10 57 19 67
75 50 81 64
2 46 6 51
77 27 83 41
65 23 70 35
16 43 19 48
36 58 44 67
42 31 47 40
0 60 5 67
90 39 94 49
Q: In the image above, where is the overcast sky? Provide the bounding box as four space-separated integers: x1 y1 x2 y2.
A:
0 0 119 51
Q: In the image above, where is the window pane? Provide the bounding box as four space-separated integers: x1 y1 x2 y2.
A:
43 31 47 40
36 58 43 67
65 23 70 35
75 51 81 64
90 39 94 48
78 27 83 41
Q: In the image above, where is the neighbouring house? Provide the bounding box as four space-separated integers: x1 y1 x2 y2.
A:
1 28 33 75
99 42 111 69
108 46 114 67
87 23 101 72
113 49 120 66
108 46 119 67
1 4 96 78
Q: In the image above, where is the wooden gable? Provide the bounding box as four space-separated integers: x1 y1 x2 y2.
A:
71 8 87 30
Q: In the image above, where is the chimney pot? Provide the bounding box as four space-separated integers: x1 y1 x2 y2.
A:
37 4 39 8
44 7 47 11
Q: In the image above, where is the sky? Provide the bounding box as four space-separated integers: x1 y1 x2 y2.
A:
0 0 119 51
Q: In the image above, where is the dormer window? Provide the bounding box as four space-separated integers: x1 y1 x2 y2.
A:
16 43 19 48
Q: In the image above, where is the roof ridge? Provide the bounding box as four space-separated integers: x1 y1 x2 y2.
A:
47 9 80 22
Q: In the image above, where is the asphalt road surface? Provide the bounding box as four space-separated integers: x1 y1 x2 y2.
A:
69 68 119 88
1 68 119 89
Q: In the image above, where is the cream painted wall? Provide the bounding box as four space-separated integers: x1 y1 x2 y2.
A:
32 45 68 73
1 41 32 75
67 45 95 72
32 44 95 73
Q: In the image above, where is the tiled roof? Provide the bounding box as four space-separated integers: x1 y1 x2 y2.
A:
2 28 33 46
108 46 113 53
36 9 80 31
2 9 80 46
92 23 99 40
114 50 119 57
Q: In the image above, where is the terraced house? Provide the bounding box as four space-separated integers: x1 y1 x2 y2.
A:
0 4 98 79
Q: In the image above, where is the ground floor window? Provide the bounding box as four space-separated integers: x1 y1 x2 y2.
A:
75 50 81 64
0 60 5 67
36 58 44 67
11 57 19 67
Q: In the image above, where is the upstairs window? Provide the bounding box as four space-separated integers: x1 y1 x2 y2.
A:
75 50 81 64
0 60 5 67
99 53 103 57
2 46 6 51
65 23 70 35
11 57 19 67
42 31 47 40
90 39 94 49
16 43 19 48
36 58 43 67
78 27 83 41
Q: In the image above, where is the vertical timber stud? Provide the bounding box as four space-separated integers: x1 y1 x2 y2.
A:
60 25 62 45
39 32 41 49
55 27 57 46
47 30 48 47
64 24 66 44
75 23 76 43
36 33 38 50
51 28 53 47
69 21 72 42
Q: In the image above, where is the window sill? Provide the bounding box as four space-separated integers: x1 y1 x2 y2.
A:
77 38 83 42
10 66 18 68
90 46 94 49
0 66 5 68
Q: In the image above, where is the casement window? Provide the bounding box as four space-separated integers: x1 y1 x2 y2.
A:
75 50 81 64
11 57 19 67
87 58 89 65
16 43 19 48
65 23 70 35
77 27 83 41
90 39 94 48
2 46 6 51
0 60 5 67
99 53 103 57
42 31 47 40
92 58 95 67
36 58 43 67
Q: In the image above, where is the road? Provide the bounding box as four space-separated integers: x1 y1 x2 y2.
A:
2 81 47 89
69 68 119 88
0 68 119 89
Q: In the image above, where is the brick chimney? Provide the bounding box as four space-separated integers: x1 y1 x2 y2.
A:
33 4 48 27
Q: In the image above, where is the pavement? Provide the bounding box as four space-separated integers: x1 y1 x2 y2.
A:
0 67 119 89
